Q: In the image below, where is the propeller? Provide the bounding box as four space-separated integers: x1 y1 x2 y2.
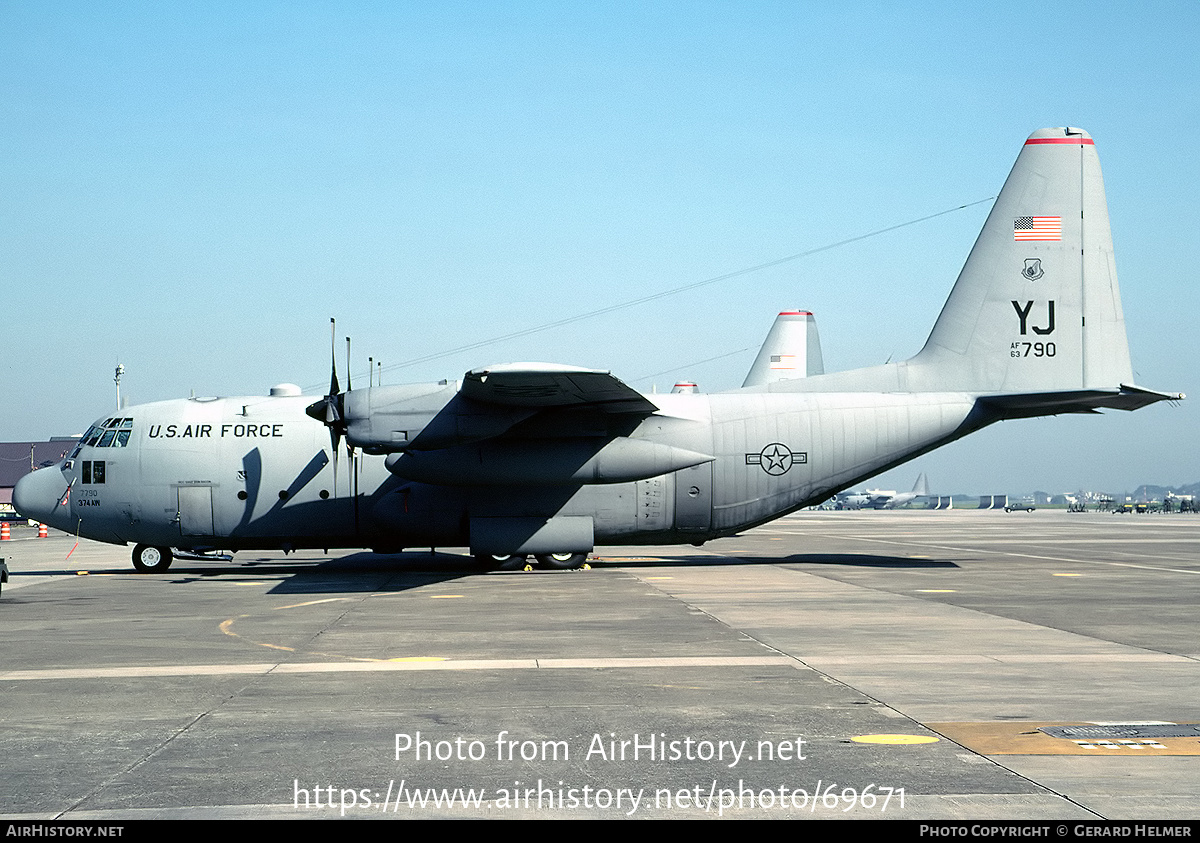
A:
305 318 349 490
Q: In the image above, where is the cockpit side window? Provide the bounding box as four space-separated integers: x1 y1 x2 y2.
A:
81 460 106 484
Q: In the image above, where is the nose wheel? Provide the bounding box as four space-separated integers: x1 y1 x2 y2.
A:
132 544 173 573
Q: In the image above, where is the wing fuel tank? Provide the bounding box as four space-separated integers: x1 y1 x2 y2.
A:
384 438 714 486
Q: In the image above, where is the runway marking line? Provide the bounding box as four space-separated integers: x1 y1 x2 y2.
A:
0 655 799 681
785 531 1200 576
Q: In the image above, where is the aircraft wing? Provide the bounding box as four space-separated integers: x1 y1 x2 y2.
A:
462 363 658 414
346 363 662 454
382 366 709 484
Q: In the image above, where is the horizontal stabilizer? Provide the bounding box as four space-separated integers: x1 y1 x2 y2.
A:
978 385 1183 419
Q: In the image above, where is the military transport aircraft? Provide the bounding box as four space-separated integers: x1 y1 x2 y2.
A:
14 128 1183 572
859 473 930 509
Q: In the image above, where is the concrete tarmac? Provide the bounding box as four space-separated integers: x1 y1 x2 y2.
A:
1 509 1197 820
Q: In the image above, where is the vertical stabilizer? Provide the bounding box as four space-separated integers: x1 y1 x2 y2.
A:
914 127 1133 393
912 472 928 497
742 311 825 387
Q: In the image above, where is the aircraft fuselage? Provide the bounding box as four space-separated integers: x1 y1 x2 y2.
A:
18 387 979 555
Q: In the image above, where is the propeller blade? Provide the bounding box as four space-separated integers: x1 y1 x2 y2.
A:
329 318 340 397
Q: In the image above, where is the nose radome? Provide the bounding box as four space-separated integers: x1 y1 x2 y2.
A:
13 466 67 525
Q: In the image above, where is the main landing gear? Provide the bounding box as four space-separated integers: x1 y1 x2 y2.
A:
534 552 588 570
473 552 589 571
132 544 173 573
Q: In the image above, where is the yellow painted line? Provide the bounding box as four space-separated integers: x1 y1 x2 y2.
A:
274 598 351 610
851 734 939 745
1052 573 1083 577
429 595 464 599
916 589 956 593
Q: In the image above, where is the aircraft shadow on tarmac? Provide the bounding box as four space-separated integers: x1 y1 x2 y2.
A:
12 550 957 598
781 553 960 569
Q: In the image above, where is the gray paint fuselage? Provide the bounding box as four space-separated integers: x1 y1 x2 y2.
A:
29 387 979 552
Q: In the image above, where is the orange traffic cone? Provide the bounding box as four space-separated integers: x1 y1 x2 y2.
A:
0 522 9 540
38 523 48 538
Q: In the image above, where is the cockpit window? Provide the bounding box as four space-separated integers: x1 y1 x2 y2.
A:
83 418 134 447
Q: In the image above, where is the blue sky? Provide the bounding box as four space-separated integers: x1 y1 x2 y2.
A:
2 1 1196 493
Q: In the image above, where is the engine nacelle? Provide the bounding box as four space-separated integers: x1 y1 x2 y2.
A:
384 437 713 486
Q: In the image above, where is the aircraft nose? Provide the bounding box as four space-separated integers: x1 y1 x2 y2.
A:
13 466 67 525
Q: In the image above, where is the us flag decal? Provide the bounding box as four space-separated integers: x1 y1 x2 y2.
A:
1014 216 1061 241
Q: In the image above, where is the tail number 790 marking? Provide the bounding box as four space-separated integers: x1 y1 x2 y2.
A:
1010 341 1056 358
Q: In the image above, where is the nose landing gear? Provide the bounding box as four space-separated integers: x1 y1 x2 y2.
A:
132 544 173 573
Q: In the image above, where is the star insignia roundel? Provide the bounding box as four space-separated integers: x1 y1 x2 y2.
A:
745 443 807 476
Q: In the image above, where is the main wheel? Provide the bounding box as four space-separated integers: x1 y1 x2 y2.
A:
132 544 173 573
535 552 588 570
474 553 528 571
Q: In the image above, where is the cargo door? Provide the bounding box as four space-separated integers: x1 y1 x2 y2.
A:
177 485 215 537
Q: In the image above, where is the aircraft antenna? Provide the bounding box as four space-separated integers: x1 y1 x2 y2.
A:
364 196 996 379
114 363 124 410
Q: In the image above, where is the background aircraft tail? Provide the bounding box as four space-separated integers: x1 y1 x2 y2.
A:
742 310 824 387
912 472 928 497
